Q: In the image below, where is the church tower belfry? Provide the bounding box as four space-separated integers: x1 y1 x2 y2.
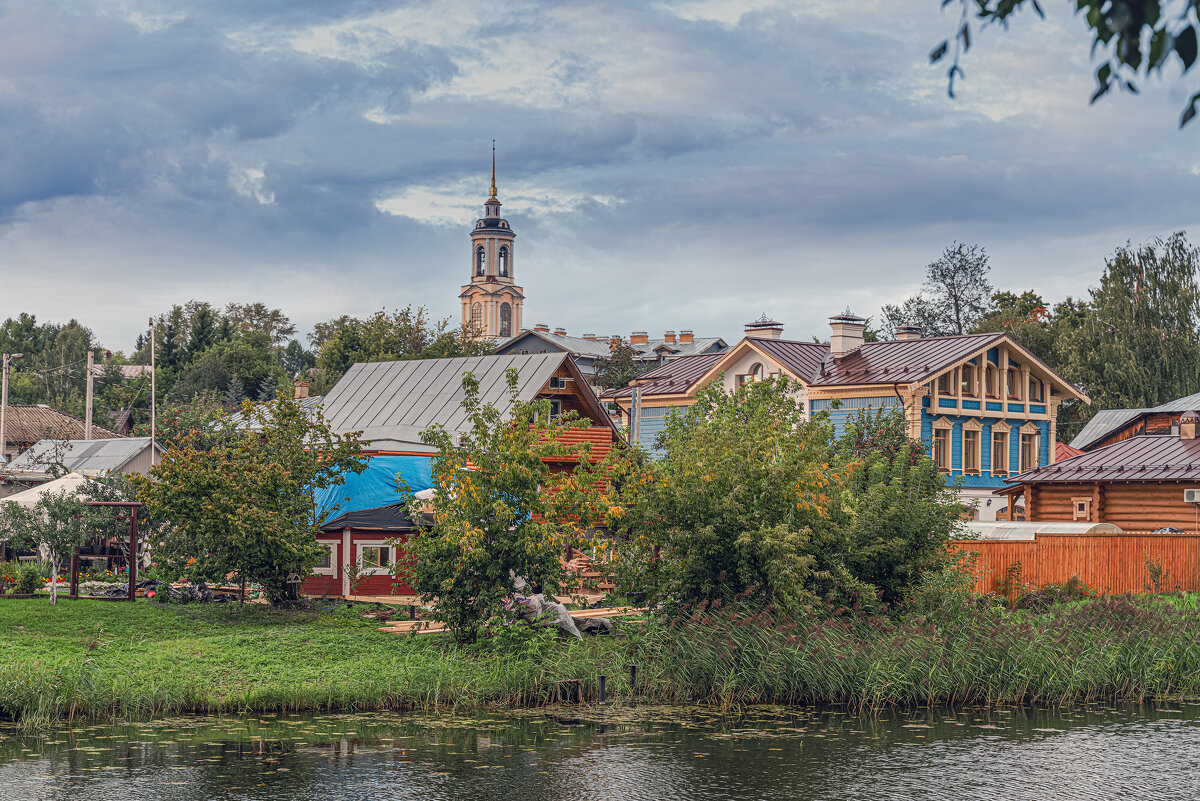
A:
460 143 523 339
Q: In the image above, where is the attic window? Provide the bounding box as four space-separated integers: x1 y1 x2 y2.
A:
549 376 568 389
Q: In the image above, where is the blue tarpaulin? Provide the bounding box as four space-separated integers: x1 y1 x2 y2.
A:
314 456 434 527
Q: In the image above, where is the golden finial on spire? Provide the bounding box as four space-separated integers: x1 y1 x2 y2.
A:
489 139 497 199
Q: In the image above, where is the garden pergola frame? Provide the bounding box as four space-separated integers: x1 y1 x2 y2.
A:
75 501 141 602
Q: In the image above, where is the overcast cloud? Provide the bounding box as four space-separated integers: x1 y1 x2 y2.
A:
0 0 1197 349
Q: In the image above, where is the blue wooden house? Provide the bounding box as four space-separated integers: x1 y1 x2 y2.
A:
603 313 1088 521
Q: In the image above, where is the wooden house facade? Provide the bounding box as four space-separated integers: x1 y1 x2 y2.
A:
1000 412 1200 532
298 353 619 597
603 313 1087 521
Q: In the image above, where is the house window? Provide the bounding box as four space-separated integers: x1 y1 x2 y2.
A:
313 542 336 576
1072 497 1092 522
1030 379 1044 403
1006 367 1021 400
933 428 950 473
937 370 954 395
963 429 979 474
1020 431 1040 472
549 399 563 418
992 430 1009 476
549 376 567 389
961 363 977 397
499 303 512 337
360 545 389 569
475 246 486 276
498 246 509 277
985 365 998 398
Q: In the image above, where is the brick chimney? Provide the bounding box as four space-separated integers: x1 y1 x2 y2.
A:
1182 411 1199 440
894 325 922 342
534 323 550 333
582 333 598 341
609 334 623 350
678 329 694 344
630 331 649 345
293 380 310 400
829 310 867 358
664 330 676 344
744 316 784 340
553 327 567 337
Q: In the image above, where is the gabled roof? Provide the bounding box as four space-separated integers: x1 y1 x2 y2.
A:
321 353 615 452
809 333 1006 386
601 352 725 399
1069 390 1200 450
228 395 326 432
0 405 120 447
603 331 1084 401
5 437 160 476
1007 434 1200 485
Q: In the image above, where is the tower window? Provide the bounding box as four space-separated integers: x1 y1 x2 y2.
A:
470 302 482 330
499 303 512 338
475 246 485 276
498 246 509 277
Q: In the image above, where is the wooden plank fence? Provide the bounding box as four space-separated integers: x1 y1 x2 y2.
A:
949 533 1200 595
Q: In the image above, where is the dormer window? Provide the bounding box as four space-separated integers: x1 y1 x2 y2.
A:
936 370 954 395
475 246 486 276
1006 367 1021 400
498 246 509 277
985 364 998 398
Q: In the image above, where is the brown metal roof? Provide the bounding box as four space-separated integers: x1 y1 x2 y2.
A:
748 339 828 382
810 333 1004 386
601 352 725 399
1008 435 1200 484
1 405 120 448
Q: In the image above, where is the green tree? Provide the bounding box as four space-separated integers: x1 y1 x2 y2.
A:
593 342 648 390
185 303 219 362
136 392 367 604
934 1 1200 126
311 307 493 393
1059 232 1200 419
223 302 296 346
882 242 993 337
834 407 966 605
131 393 228 450
610 378 843 612
403 369 609 641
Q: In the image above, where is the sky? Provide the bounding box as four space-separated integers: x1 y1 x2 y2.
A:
1 0 1198 351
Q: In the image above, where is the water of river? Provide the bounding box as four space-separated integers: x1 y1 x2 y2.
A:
1 704 1197 800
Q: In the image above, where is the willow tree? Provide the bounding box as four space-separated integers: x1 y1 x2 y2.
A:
1060 232 1200 417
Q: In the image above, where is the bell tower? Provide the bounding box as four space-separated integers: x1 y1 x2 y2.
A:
460 143 523 339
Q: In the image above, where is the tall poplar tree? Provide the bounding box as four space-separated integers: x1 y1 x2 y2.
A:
1061 232 1200 417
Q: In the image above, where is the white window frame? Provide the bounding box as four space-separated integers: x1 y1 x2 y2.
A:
313 541 338 576
355 541 395 576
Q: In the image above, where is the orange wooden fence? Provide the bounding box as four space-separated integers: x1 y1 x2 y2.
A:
949 533 1200 595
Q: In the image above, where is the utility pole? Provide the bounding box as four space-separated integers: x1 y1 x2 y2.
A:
148 318 156 465
1 352 24 465
85 349 95 440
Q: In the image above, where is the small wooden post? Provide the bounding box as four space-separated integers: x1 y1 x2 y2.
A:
69 546 79 599
128 506 138 602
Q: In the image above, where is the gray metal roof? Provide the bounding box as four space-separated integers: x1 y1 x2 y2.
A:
1068 390 1200 450
5 437 159 476
321 353 574 452
1069 408 1148 450
228 395 326 432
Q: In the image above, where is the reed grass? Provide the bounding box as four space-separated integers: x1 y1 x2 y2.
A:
3 593 1199 726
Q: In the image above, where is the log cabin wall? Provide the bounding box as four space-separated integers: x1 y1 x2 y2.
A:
1012 482 1200 531
950 532 1200 594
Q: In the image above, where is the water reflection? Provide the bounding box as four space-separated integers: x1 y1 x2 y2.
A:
1 705 1197 800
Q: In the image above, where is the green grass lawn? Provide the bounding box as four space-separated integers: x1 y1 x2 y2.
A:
0 598 623 725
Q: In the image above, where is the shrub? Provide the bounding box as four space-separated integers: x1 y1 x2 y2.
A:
15 563 42 595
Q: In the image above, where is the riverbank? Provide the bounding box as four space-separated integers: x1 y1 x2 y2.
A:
3 593 1200 725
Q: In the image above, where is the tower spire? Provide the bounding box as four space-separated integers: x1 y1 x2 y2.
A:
489 139 497 199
